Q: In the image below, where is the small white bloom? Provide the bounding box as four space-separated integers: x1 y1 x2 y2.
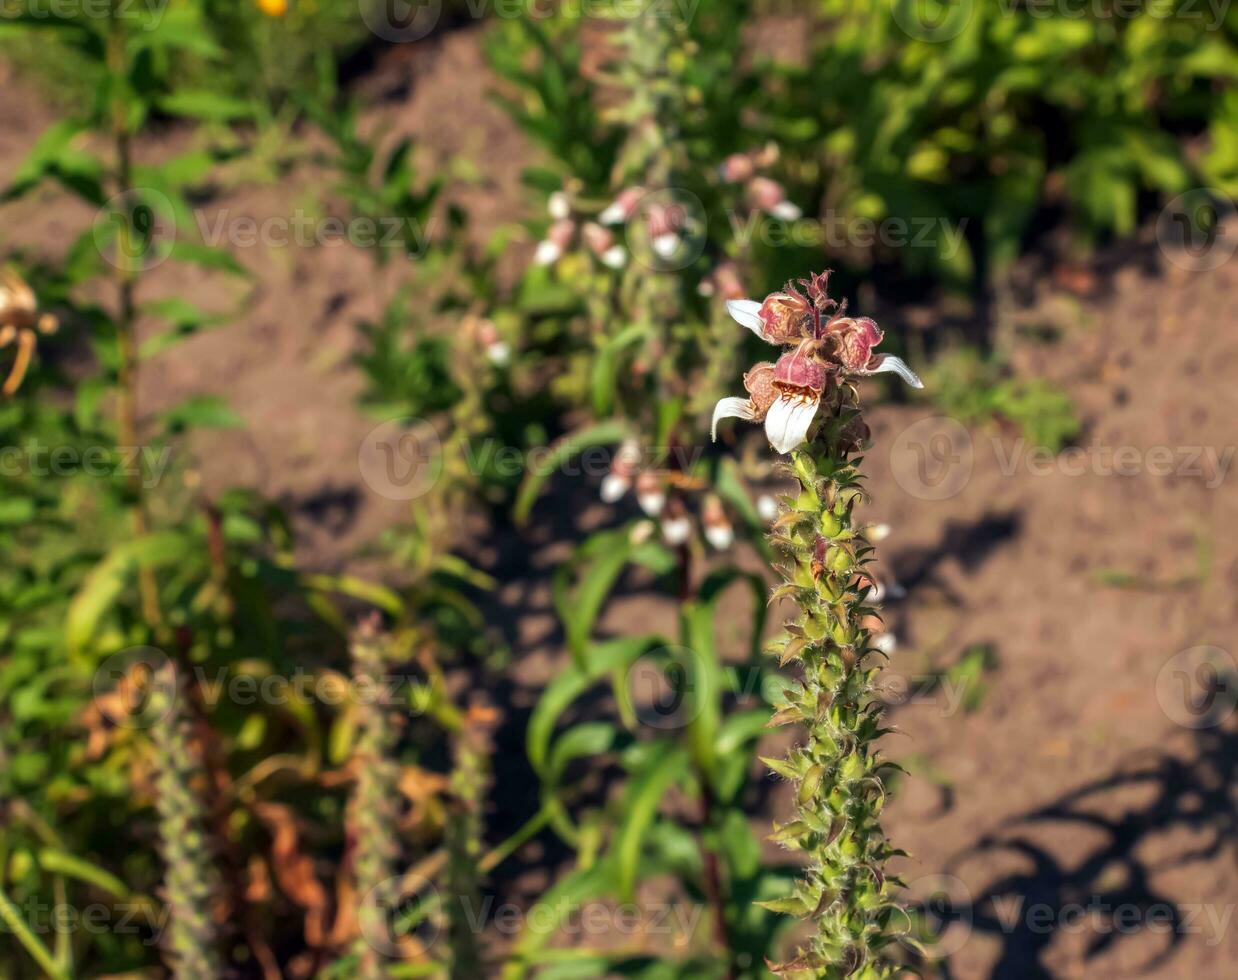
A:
770 201 802 221
637 490 666 517
868 523 892 542
598 201 625 224
661 514 692 546
652 232 680 260
600 472 631 503
486 341 511 366
534 239 563 266
872 632 897 655
600 245 626 269
705 523 734 551
756 494 779 522
548 191 571 221
711 396 755 441
764 393 819 454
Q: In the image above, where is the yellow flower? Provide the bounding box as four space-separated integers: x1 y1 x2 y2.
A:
257 0 287 17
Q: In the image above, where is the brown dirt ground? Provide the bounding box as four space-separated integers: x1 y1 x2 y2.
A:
3 24 1236 980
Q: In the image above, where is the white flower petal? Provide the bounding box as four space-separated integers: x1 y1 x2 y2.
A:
725 299 766 339
711 396 755 441
770 201 802 221
652 233 679 259
637 491 666 517
486 341 511 366
872 632 897 655
600 473 631 503
598 201 626 225
764 394 819 454
756 494 779 522
548 191 571 221
534 239 562 266
601 245 627 269
863 354 923 389
661 515 693 546
705 524 734 551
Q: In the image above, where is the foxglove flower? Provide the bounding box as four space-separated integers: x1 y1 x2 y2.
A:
547 190 572 221
660 498 692 546
646 203 685 259
702 495 734 551
747 176 801 221
583 222 626 269
534 219 576 267
600 439 641 503
756 493 779 522
599 186 645 226
713 273 922 453
634 470 667 517
719 152 756 183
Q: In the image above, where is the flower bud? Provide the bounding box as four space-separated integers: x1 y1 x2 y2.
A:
702 495 734 551
599 186 644 225
635 470 667 516
748 177 801 220
660 499 692 546
720 153 756 183
548 190 572 221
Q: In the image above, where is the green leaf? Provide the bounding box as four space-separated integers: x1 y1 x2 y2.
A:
613 742 688 902
527 636 659 780
66 532 190 657
139 299 225 358
168 240 250 277
160 395 242 432
159 91 256 123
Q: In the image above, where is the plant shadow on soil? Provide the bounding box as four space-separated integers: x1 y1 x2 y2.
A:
928 722 1238 980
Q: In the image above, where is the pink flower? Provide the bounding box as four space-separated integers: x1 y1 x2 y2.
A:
747 176 801 221
599 186 645 225
712 271 922 453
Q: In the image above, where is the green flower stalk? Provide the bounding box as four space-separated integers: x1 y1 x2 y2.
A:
147 660 223 979
713 272 922 977
445 703 494 978
349 618 404 980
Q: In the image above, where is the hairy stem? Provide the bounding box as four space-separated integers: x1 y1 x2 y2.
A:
763 388 901 979
148 661 223 978
349 622 405 980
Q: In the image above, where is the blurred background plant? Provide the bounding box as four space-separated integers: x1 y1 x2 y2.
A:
0 0 1233 976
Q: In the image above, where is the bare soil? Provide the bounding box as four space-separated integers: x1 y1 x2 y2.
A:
2 25 1236 980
